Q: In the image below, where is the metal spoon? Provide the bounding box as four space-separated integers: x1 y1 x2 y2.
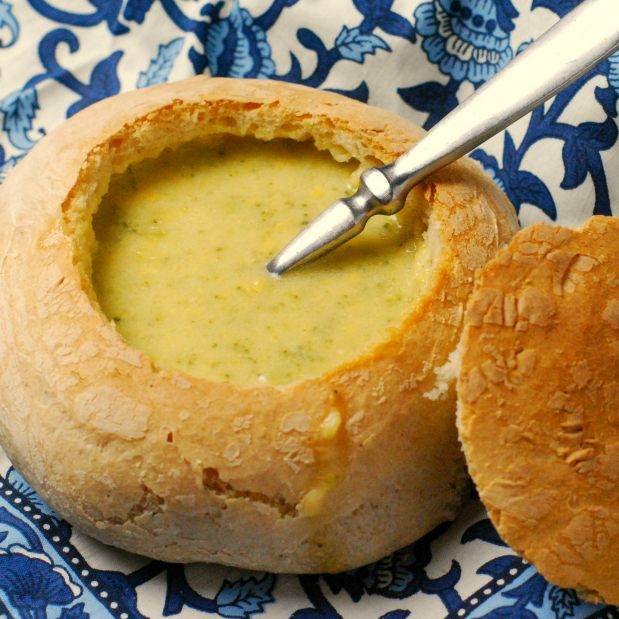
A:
267 0 619 276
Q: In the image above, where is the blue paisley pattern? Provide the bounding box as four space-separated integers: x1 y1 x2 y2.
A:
0 1 617 618
414 0 515 84
203 2 276 78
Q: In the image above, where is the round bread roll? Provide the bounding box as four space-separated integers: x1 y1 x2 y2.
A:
0 76 518 572
458 216 619 604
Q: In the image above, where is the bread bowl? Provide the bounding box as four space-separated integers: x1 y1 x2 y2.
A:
0 76 518 572
457 216 619 604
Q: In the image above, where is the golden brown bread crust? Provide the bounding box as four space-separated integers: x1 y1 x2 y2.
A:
0 76 518 572
458 216 619 604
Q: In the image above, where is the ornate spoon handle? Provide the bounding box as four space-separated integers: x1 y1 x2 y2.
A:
267 0 619 276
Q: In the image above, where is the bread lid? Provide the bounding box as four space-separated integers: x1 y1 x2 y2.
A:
458 215 619 604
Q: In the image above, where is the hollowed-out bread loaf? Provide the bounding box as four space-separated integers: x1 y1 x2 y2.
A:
0 77 518 572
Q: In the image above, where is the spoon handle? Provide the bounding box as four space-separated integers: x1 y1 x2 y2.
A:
267 0 619 276
386 0 619 198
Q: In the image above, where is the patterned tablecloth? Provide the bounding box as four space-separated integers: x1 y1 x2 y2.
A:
0 1 617 618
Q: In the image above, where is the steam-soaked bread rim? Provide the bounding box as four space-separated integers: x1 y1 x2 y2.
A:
458 216 619 603
0 77 518 572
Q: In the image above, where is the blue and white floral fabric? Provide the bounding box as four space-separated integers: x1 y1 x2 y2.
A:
0 1 617 618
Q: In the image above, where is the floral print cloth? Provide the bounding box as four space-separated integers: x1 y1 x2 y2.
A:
0 1 617 618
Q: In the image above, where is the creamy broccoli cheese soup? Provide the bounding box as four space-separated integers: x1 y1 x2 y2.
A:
92 136 429 384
